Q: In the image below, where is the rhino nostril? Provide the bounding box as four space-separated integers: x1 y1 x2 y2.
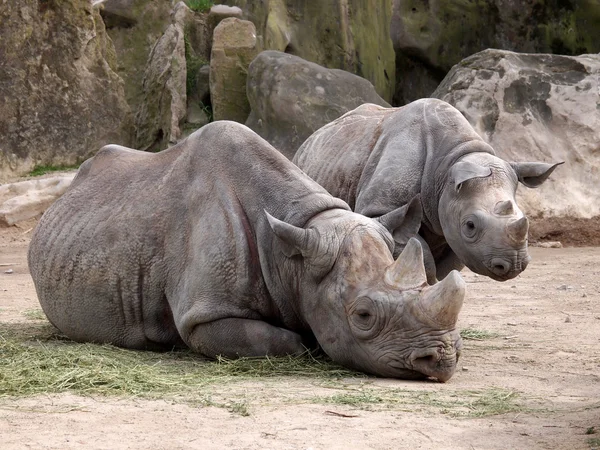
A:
411 349 440 367
490 258 510 275
414 354 437 365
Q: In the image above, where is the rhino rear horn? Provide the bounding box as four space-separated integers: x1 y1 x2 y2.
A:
510 161 564 188
385 237 428 289
508 216 529 243
376 195 423 246
494 200 515 216
418 270 465 328
265 211 319 258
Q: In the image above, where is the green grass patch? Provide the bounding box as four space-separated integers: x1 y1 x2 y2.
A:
1 321 532 418
28 164 79 177
316 391 384 407
185 0 213 13
588 437 600 448
23 309 47 321
460 328 499 341
0 322 361 402
312 387 525 417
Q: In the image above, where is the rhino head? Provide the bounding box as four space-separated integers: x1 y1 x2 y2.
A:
267 198 465 381
439 154 563 281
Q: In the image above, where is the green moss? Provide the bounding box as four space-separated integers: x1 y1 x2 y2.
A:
28 164 80 177
185 0 213 13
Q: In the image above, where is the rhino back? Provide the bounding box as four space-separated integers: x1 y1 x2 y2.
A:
293 104 392 209
29 121 348 349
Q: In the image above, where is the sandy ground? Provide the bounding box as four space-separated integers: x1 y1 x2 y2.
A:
0 221 599 450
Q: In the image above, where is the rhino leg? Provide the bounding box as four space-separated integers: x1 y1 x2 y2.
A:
187 318 306 358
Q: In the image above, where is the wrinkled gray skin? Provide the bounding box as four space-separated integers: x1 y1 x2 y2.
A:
28 121 466 381
294 99 562 283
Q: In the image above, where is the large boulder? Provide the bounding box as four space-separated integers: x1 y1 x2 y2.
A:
432 49 600 219
134 2 192 151
99 0 175 114
245 51 390 160
209 18 260 123
391 0 600 105
0 174 76 227
0 0 132 181
221 0 396 103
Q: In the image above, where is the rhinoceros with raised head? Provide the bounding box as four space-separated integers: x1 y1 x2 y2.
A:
28 121 466 381
293 99 562 283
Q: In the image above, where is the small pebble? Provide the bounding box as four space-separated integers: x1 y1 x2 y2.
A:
557 284 574 291
462 366 469 372
507 322 518 326
4 269 13 274
565 316 572 323
582 293 588 298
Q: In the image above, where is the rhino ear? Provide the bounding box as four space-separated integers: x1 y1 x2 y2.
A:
510 161 564 188
265 211 319 258
375 195 423 247
450 161 492 190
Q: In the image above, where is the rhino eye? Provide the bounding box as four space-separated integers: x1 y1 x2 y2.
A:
461 216 479 240
350 297 379 338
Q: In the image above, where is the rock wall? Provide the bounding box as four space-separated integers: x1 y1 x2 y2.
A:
100 0 176 114
133 2 190 151
392 0 600 105
433 49 600 219
0 0 132 181
209 18 259 123
222 0 396 103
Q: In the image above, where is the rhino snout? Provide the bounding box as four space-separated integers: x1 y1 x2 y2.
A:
409 343 461 383
488 254 531 280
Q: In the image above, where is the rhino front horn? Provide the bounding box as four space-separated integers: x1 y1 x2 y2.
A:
385 237 427 289
508 216 529 243
418 270 465 328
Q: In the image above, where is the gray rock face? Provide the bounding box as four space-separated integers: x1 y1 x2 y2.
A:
134 2 189 151
209 18 259 123
0 0 132 181
432 49 600 219
102 0 184 116
390 0 600 105
221 0 396 103
246 51 390 160
206 4 243 56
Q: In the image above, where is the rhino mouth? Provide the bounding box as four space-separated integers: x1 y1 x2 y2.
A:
484 255 531 281
387 358 458 383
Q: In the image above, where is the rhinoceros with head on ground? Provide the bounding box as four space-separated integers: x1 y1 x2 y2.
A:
28 121 466 381
293 99 562 283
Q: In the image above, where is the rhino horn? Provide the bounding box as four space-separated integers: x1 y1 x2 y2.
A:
494 200 515 216
266 211 319 258
386 237 427 289
418 270 465 328
508 216 529 243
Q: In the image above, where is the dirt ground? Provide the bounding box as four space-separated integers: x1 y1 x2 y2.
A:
0 219 599 450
